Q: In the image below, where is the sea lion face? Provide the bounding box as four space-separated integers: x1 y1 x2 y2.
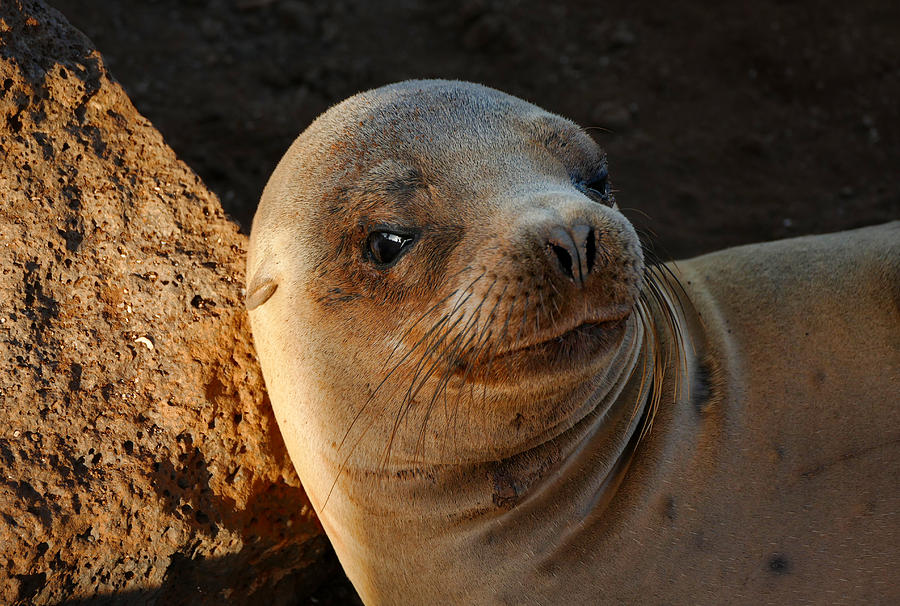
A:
248 81 644 469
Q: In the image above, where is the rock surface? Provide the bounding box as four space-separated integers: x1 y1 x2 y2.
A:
0 2 331 604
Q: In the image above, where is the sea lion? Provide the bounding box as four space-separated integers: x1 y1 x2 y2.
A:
246 80 900 605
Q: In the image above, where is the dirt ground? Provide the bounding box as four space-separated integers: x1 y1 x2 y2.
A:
45 0 900 602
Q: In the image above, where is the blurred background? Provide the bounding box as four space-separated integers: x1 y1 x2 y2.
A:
45 0 899 602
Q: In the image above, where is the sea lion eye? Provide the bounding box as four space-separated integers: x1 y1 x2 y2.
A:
580 165 610 201
368 231 414 266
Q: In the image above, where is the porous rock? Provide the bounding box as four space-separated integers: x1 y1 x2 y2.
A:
0 2 328 604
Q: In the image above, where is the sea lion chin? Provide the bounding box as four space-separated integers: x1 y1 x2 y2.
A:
247 80 900 605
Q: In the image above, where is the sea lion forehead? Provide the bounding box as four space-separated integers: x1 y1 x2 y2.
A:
318 80 590 163
352 80 549 132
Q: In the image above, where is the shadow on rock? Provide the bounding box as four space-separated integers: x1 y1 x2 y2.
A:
53 536 349 606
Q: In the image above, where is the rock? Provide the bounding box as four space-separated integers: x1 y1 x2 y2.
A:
0 1 329 604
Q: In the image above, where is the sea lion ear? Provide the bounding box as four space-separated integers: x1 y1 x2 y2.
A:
246 268 278 311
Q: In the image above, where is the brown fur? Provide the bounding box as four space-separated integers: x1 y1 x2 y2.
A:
248 80 899 605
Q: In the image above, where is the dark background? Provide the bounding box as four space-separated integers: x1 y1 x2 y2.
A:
49 0 898 260
46 0 899 602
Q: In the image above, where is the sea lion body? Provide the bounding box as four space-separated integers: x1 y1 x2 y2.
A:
247 80 899 604
625 226 899 605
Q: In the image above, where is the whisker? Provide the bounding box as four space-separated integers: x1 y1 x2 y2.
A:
444 289 514 454
420 315 486 460
433 321 483 457
409 286 497 458
515 292 530 349
338 309 455 452
334 280 487 484
387 278 498 466
381 287 462 371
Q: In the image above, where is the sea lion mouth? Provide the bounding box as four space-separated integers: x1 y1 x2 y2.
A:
503 315 629 356
455 311 631 382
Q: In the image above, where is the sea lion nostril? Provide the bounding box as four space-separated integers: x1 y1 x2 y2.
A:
586 228 596 274
546 224 594 287
550 243 575 280
546 224 596 287
570 224 592 282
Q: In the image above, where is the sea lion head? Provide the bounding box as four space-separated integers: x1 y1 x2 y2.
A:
247 80 645 487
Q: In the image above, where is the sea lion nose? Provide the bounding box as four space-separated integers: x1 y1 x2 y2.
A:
545 223 596 288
